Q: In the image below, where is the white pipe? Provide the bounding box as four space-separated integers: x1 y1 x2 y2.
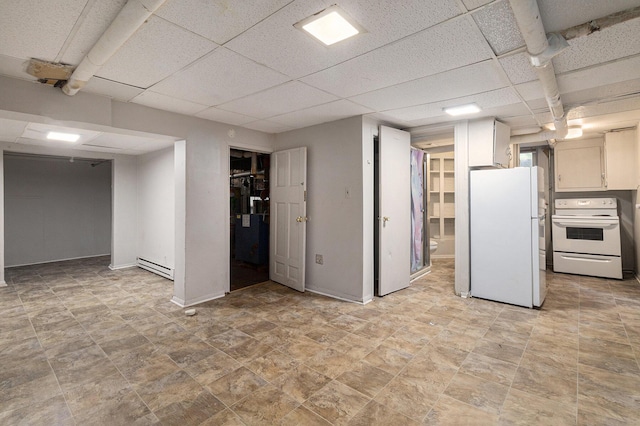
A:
509 0 568 138
510 130 557 144
63 0 167 96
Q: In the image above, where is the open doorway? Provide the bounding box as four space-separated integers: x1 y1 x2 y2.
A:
229 149 270 291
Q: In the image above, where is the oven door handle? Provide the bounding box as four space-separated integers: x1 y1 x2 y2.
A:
553 220 618 228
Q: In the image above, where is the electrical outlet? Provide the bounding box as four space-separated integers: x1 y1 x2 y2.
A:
315 254 323 265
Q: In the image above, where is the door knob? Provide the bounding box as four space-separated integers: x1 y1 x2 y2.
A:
383 216 390 223
296 216 308 222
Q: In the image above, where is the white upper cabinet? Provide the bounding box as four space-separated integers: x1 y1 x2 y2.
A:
469 118 511 168
555 139 605 192
605 129 637 190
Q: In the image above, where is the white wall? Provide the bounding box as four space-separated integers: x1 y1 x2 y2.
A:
275 116 369 302
0 76 274 306
137 146 175 269
4 155 111 267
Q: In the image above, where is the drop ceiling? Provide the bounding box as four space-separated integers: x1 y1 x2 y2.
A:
0 0 639 153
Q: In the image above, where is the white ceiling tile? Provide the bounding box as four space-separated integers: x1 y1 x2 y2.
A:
472 0 525 55
149 48 289 106
301 18 494 98
82 77 144 102
96 16 217 88
225 0 462 78
562 78 640 107
132 91 208 116
218 81 339 119
60 0 128 65
538 0 640 33
514 80 543 101
557 55 640 94
196 108 257 126
349 60 508 111
461 0 494 11
0 54 36 82
499 53 537 85
0 118 28 143
0 0 87 61
157 0 292 44
553 18 640 74
271 100 373 129
380 87 524 122
565 96 640 121
242 120 294 134
500 114 544 130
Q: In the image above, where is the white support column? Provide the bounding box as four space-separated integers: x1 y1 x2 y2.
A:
0 151 5 286
454 121 470 297
111 156 138 269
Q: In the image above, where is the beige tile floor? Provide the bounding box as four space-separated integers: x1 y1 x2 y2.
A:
1 257 640 425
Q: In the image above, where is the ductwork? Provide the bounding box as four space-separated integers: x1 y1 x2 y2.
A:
509 0 569 138
63 0 167 96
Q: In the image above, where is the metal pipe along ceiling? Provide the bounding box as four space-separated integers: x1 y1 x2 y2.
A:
62 0 168 96
509 0 568 138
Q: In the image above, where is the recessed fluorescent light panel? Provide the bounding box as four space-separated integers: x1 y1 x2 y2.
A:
443 103 481 116
295 5 364 46
47 131 80 142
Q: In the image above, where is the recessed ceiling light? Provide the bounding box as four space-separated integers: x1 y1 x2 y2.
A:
443 103 481 116
46 131 81 142
295 5 364 46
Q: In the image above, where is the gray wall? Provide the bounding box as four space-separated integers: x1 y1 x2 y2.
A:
4 155 111 266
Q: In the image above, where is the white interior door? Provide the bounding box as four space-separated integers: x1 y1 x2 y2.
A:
270 147 307 292
378 126 411 296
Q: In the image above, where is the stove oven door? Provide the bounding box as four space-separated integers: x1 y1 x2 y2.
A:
551 215 621 256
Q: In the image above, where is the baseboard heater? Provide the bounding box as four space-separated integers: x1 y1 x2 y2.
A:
137 257 174 280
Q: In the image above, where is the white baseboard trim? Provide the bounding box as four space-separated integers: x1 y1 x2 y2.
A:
636 274 640 284
171 292 225 308
109 262 137 271
306 288 365 305
0 281 6 287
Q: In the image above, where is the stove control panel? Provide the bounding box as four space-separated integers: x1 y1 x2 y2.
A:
555 198 617 209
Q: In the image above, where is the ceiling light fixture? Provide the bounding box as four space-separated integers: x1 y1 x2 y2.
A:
564 125 583 139
295 5 364 46
46 131 81 142
443 103 481 116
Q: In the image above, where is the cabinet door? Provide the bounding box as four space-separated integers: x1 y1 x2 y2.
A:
555 143 604 192
605 130 637 190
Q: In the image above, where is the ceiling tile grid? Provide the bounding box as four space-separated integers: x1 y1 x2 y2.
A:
552 17 640 74
195 108 258 126
96 16 218 88
156 0 293 45
498 53 538 85
217 81 339 119
148 47 290 106
461 0 495 11
242 120 295 134
224 0 463 79
270 99 374 128
0 0 88 61
131 91 208 116
471 0 525 55
349 60 509 111
60 0 128 65
300 17 495 98
82 77 144 102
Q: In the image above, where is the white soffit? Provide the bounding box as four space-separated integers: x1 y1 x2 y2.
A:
0 54 36 82
471 0 525 55
96 16 217 88
349 60 508 111
270 100 373 128
157 0 292 44
538 0 640 33
0 0 87 61
88 133 174 152
60 0 128 65
553 18 640 74
499 53 538 85
218 81 339 119
242 120 294 134
132 91 208 116
0 118 28 143
82 77 144 102
225 0 462 79
301 18 494 98
149 48 289 106
195 108 257 126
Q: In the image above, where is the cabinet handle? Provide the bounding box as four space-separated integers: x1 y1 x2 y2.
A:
558 174 561 182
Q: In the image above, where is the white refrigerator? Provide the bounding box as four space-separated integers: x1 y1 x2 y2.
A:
470 167 547 308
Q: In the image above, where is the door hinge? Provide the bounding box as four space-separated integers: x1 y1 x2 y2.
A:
304 190 307 201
